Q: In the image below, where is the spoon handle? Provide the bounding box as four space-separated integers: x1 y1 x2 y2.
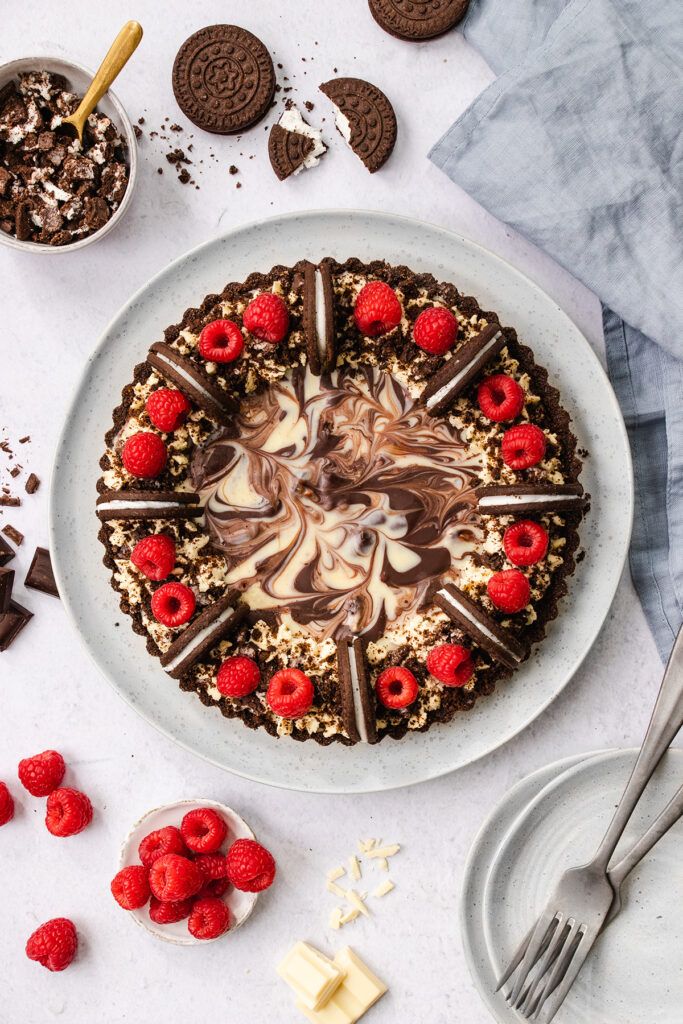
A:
72 21 143 126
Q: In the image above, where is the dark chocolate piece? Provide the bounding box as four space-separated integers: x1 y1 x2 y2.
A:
25 473 40 494
337 635 378 744
0 599 33 652
96 489 203 522
147 342 238 425
0 566 14 613
475 483 587 516
435 582 528 670
369 0 469 40
319 77 397 173
160 590 246 679
25 547 58 598
0 495 20 507
303 260 336 375
420 324 506 414
268 124 314 181
0 535 15 566
2 524 23 546
172 25 276 135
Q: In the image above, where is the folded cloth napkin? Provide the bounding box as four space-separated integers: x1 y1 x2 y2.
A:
430 0 683 659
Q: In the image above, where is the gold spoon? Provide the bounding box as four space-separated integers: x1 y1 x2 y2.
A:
60 20 143 143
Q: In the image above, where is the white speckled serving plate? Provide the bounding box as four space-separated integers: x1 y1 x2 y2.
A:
49 210 633 793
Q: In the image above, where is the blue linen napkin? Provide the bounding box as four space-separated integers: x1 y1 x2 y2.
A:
430 0 683 659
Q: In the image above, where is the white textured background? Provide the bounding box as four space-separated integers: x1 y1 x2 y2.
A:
0 3 667 1022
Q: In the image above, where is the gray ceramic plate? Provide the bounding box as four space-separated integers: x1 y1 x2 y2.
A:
49 210 633 793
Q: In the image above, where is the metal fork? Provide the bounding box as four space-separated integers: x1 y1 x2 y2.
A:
497 624 683 1021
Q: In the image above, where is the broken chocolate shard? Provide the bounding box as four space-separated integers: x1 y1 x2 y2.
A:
0 495 20 507
319 77 397 173
303 260 336 375
337 635 378 744
161 590 246 679
2 524 23 546
0 599 33 652
25 547 58 598
434 582 528 670
96 489 203 522
0 535 15 567
475 483 587 516
25 472 40 494
0 566 14 613
420 324 506 414
147 342 238 425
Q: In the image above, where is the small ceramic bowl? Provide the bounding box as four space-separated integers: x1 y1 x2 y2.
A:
119 799 258 945
0 55 137 254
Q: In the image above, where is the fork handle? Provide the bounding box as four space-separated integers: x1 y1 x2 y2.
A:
592 624 683 872
608 777 683 888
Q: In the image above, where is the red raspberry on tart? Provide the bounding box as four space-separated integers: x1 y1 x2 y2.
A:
148 853 203 902
375 666 419 709
243 292 290 344
130 534 176 582
354 281 402 337
121 431 167 478
426 643 474 687
0 782 14 826
146 388 191 432
413 306 458 355
111 865 151 910
139 825 187 867
501 424 547 470
180 807 228 854
503 520 549 567
151 581 195 627
477 374 525 422
266 668 314 718
487 569 531 614
25 918 77 972
18 749 65 797
149 895 194 925
226 838 276 892
216 655 261 697
188 896 231 940
198 319 244 362
45 787 93 837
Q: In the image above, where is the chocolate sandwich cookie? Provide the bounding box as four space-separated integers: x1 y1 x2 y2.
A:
319 77 397 173
172 25 276 135
420 324 505 414
24 547 58 598
303 260 336 374
369 0 470 41
96 490 203 522
475 484 587 516
434 582 528 670
160 590 245 679
147 342 238 424
269 124 314 181
337 635 378 744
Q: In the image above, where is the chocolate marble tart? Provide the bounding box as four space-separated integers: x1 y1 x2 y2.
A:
97 258 586 745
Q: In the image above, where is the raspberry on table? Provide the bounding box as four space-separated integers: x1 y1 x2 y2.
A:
139 825 187 867
130 534 176 582
188 896 231 940
503 520 549 566
0 781 14 825
198 319 244 362
243 292 290 344
354 280 402 337
18 749 66 797
121 431 168 478
149 895 194 925
195 853 229 882
151 581 196 627
266 668 314 718
426 643 474 687
148 853 204 902
25 918 77 972
226 838 276 892
487 569 531 614
45 787 93 837
111 865 151 910
477 374 525 422
501 424 547 470
375 666 419 709
216 655 261 697
413 306 458 355
146 388 191 432
180 807 228 854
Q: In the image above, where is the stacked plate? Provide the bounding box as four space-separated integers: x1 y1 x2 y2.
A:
461 748 683 1023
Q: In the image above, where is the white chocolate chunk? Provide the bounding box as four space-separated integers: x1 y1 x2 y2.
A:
375 858 389 873
327 866 346 882
296 947 387 1024
374 879 395 898
365 844 400 859
344 890 370 918
327 880 347 899
339 907 360 925
277 941 346 1012
329 907 343 931
348 855 361 881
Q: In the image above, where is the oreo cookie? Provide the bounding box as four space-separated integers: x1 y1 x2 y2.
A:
172 25 276 135
96 490 203 522
369 0 470 40
160 590 245 679
475 484 587 516
420 324 505 414
268 106 326 181
434 582 528 670
337 635 378 744
147 342 238 424
303 260 336 375
319 77 397 173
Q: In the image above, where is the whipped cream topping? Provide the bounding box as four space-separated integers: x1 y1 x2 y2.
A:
193 364 483 640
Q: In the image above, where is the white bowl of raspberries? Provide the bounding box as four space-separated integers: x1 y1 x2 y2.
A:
112 799 276 944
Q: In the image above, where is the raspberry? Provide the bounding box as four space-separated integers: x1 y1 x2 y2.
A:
188 896 231 940
130 534 176 582
354 281 402 337
149 895 194 924
426 643 474 687
148 853 203 902
243 292 290 344
226 838 276 892
487 569 531 614
26 918 77 972
200 876 231 899
216 655 261 697
151 581 195 627
413 306 458 355
266 668 314 718
45 787 93 837
18 750 66 797
111 865 150 910
121 431 167 478
477 374 525 422
180 808 228 854
198 319 244 362
139 825 186 867
503 520 549 567
375 666 419 709
195 853 229 882
146 388 191 432
0 782 14 825
501 424 547 470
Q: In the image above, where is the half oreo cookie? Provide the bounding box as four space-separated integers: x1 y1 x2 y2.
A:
319 77 397 173
337 635 378 744
269 106 326 181
96 490 203 522
303 260 336 374
434 582 528 670
147 343 238 424
420 324 506 414
160 590 246 679
475 484 587 515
